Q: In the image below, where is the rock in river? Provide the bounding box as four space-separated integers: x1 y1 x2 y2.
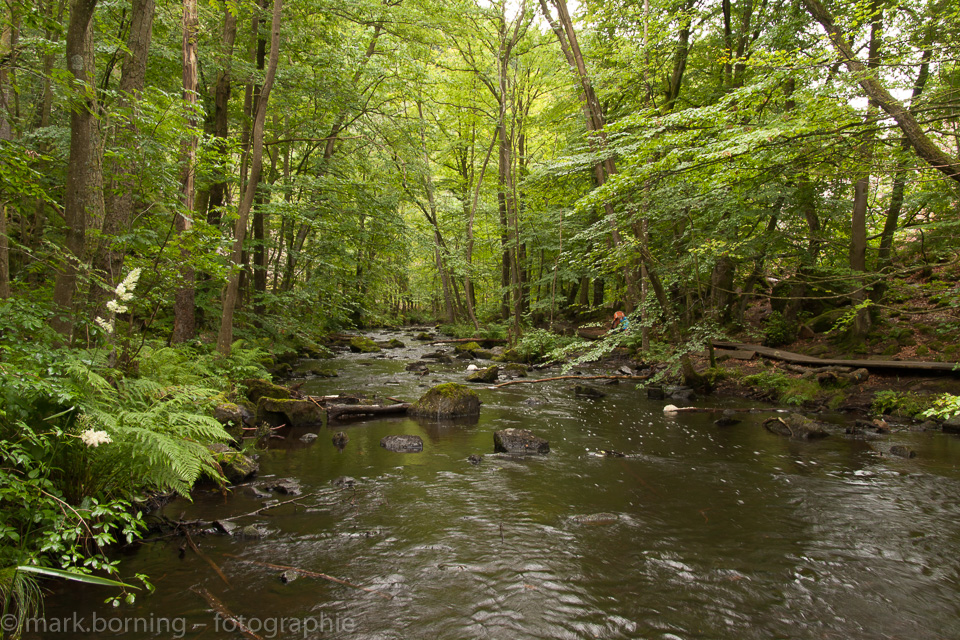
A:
208 443 259 484
494 428 549 455
408 383 481 418
763 413 829 440
466 365 499 383
381 435 424 453
574 384 605 399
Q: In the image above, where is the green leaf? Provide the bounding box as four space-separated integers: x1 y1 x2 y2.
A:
15 565 139 589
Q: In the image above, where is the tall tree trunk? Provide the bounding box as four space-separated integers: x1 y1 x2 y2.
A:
52 0 104 339
96 0 154 306
848 3 882 340
540 0 637 310
877 42 932 273
172 0 198 343
217 0 282 356
206 5 239 227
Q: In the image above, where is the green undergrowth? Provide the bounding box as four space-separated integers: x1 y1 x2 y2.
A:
871 391 937 419
740 371 839 407
0 301 271 620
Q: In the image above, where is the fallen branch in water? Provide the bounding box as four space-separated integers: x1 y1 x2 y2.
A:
219 491 323 522
223 555 393 599
662 405 789 414
191 585 263 640
327 403 411 420
492 374 650 389
183 528 231 587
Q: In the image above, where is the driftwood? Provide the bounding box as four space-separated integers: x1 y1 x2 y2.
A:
493 374 650 389
429 337 507 345
713 340 960 374
663 406 789 414
191 586 263 640
327 403 411 421
224 555 393 600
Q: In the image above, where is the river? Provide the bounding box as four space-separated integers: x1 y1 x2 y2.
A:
36 329 960 639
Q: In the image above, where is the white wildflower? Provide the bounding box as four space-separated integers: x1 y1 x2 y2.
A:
80 429 112 447
116 268 141 297
95 316 115 334
106 299 128 314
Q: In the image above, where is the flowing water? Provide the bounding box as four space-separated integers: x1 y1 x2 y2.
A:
36 330 960 639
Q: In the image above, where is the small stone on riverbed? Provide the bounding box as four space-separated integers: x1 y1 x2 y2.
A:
299 433 318 444
381 434 424 453
267 478 302 495
280 570 299 584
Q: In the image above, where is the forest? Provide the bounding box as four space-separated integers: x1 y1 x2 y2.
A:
1 0 959 622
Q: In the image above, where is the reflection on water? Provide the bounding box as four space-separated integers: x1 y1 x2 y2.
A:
37 330 960 639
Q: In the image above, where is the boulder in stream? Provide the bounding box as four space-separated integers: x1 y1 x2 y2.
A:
257 397 326 428
409 383 481 418
349 336 381 353
266 477 301 495
378 338 406 349
889 444 917 458
494 428 550 455
243 378 293 404
208 443 259 484
466 365 499 383
763 413 829 440
381 434 424 453
299 432 318 444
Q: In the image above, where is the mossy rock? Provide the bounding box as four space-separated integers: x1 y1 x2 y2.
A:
409 383 481 418
503 363 528 377
809 308 847 334
295 361 339 377
243 378 293 404
454 341 482 354
257 397 326 428
916 345 930 356
290 334 335 359
493 348 526 363
928 340 944 351
466 365 499 383
349 336 381 353
208 444 259 484
378 338 406 349
944 344 958 356
415 332 434 341
473 349 494 359
881 343 900 356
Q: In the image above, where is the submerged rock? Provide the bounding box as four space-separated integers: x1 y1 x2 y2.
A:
468 454 483 465
299 432 318 444
570 513 619 525
494 428 549 455
332 431 349 448
763 413 829 440
466 365 499 383
381 434 424 453
280 570 299 584
889 444 917 459
333 476 355 488
409 383 481 418
714 410 741 427
574 385 605 399
208 443 259 484
646 385 665 400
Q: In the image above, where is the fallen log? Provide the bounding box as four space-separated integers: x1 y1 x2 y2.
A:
327 403 411 421
191 586 263 640
224 555 393 599
493 374 650 389
662 405 789 414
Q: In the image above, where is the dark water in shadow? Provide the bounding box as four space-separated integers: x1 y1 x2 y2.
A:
36 329 960 639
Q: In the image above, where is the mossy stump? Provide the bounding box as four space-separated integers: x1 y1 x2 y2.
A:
409 383 481 418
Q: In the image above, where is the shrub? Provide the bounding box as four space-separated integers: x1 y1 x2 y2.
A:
762 311 797 347
872 391 935 419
